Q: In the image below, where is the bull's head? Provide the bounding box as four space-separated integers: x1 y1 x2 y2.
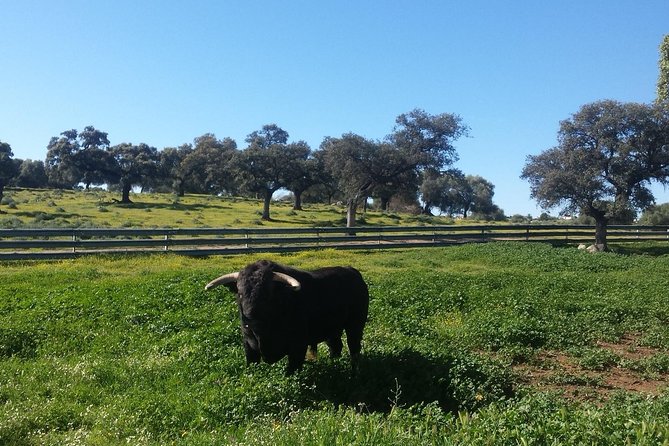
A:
205 261 302 364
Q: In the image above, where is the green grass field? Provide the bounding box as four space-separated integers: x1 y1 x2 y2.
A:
0 188 455 229
2 242 669 444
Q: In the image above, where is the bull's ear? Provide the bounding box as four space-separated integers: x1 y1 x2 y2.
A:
205 272 239 291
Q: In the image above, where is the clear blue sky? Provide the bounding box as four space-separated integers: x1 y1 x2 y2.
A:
2 1 668 216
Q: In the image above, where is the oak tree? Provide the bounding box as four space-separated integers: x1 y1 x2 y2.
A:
419 168 465 216
232 125 305 220
522 100 669 248
182 134 238 195
156 144 194 195
320 133 384 227
109 143 160 203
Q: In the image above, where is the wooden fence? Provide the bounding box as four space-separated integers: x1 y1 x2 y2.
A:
0 224 668 260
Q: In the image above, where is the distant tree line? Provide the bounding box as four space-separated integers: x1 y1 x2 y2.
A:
0 109 505 226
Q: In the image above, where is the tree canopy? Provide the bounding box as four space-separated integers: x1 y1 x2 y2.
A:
13 159 48 189
180 134 238 196
390 108 468 170
420 170 499 219
420 169 465 216
45 126 117 189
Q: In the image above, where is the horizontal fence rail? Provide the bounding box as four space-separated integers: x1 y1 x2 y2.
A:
0 224 668 260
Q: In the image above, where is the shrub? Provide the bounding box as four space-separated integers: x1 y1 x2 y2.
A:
1 196 17 209
572 347 620 371
639 203 669 225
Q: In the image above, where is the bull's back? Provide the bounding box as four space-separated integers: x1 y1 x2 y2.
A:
309 266 368 305
297 266 368 336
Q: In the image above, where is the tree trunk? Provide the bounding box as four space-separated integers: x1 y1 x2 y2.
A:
261 189 272 221
175 178 186 197
0 182 4 205
594 215 608 248
293 191 303 211
121 183 133 203
346 198 358 232
380 197 389 212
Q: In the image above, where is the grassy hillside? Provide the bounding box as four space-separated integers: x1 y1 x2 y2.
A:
0 188 455 229
1 243 668 444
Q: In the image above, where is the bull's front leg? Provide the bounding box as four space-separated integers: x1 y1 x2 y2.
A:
244 341 260 365
242 332 261 365
285 344 307 375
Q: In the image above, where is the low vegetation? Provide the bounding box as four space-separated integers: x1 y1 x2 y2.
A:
1 242 668 444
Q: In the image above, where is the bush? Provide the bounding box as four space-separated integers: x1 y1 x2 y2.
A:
0 216 23 228
639 203 669 225
509 214 530 224
1 196 16 208
572 347 620 371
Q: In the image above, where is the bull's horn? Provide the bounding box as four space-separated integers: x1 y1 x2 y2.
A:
205 272 239 290
273 272 301 290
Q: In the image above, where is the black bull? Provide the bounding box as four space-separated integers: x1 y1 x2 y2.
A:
205 260 369 375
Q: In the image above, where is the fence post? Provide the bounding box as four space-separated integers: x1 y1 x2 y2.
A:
525 227 530 241
164 234 169 251
72 232 77 253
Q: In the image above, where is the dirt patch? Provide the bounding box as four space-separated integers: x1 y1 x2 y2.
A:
596 334 659 361
513 334 669 403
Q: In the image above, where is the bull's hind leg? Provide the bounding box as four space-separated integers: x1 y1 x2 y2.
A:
326 333 343 359
345 325 364 373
